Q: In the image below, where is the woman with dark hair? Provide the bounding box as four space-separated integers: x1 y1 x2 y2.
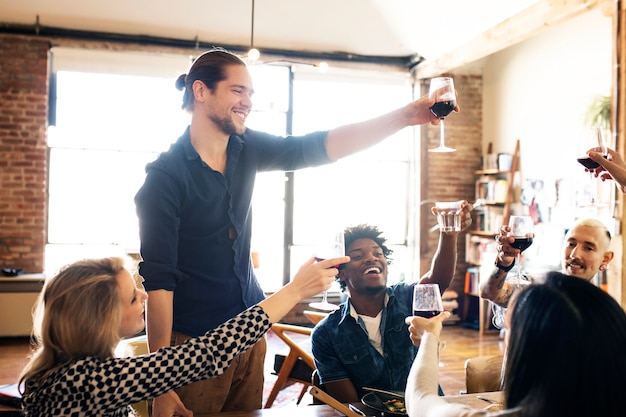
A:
18 254 346 416
405 271 626 417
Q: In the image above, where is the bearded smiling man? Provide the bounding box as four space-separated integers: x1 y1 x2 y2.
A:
480 217 614 325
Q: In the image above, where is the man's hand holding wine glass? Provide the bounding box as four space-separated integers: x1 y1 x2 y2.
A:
427 77 461 152
492 217 534 283
494 225 519 268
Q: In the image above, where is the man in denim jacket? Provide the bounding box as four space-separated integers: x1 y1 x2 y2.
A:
311 214 471 403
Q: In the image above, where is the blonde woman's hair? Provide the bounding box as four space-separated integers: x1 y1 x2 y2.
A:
19 257 128 391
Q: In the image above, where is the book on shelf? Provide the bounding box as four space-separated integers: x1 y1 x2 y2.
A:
465 234 497 265
464 267 480 295
475 176 509 203
442 290 460 325
473 205 504 234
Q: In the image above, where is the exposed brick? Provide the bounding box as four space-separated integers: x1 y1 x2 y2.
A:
0 34 48 273
420 74 483 316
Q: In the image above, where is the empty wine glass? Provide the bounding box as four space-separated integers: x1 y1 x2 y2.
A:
507 215 534 282
309 230 344 311
576 126 608 206
428 77 457 153
412 283 444 318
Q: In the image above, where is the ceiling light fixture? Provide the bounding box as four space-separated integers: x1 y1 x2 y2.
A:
244 0 327 71
247 0 260 62
316 61 329 73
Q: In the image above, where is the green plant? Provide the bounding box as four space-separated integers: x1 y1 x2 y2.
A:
584 95 611 131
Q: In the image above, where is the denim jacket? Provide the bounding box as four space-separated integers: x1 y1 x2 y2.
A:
311 283 422 397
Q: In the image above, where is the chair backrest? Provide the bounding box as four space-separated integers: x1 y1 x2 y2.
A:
302 310 329 325
270 323 315 369
264 323 316 408
464 354 504 394
310 369 326 405
116 336 149 417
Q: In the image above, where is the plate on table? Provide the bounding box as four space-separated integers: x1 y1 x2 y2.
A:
361 392 407 416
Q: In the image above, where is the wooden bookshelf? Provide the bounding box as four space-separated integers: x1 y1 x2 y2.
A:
463 140 520 334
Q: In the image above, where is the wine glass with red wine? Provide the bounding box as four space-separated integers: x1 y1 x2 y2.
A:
428 77 456 153
576 127 608 206
309 230 345 311
412 283 444 318
507 215 534 282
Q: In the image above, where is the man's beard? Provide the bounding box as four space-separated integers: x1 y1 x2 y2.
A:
363 285 387 295
210 113 245 136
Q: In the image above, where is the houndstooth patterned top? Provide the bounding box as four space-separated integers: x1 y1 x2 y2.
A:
21 305 271 417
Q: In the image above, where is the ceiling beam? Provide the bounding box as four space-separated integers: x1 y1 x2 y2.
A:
414 0 604 79
0 22 417 69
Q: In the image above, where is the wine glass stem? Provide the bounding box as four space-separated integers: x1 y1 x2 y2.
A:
590 172 596 205
321 291 328 303
517 253 521 281
439 120 445 147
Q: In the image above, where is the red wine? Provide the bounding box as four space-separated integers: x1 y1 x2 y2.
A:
577 155 608 170
577 157 600 169
511 237 533 252
413 310 442 318
430 100 456 118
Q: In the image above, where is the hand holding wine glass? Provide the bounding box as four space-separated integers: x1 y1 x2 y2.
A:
588 147 626 194
507 216 534 282
577 127 608 206
577 126 608 170
428 77 457 153
309 230 345 311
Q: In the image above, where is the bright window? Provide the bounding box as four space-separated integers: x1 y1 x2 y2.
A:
250 67 414 291
47 59 415 290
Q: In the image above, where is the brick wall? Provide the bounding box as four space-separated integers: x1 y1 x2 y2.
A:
420 74 484 311
0 35 49 273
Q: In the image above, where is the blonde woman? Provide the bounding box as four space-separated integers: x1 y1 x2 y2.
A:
19 255 347 416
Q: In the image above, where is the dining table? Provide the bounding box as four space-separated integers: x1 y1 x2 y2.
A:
0 391 505 416
195 391 504 417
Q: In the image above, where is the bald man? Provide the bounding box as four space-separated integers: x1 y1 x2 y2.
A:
480 218 614 309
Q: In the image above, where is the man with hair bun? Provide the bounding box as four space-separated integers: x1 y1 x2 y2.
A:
135 48 457 416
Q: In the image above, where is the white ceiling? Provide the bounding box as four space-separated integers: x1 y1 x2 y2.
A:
1 0 539 64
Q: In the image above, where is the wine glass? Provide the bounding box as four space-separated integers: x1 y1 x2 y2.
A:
412 283 444 318
309 230 345 311
507 215 534 282
576 126 608 206
428 77 457 153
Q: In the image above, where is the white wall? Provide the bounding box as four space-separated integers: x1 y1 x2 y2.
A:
483 8 613 220
481 8 613 271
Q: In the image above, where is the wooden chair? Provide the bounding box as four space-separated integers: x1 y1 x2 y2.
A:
464 354 504 394
302 310 329 325
310 369 326 405
116 335 150 417
264 323 316 408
